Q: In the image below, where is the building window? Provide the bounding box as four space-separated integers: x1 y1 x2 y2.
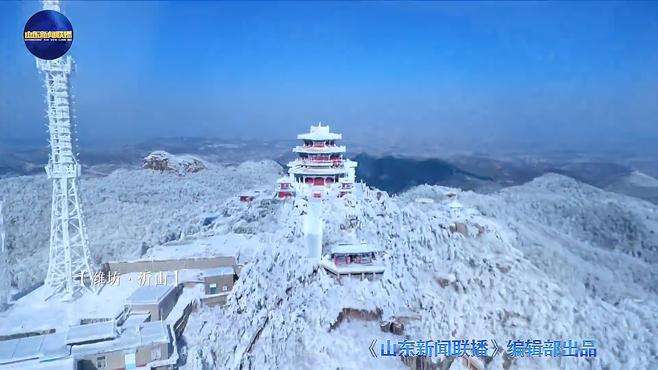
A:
96 356 107 368
209 283 217 295
151 347 162 361
222 285 228 292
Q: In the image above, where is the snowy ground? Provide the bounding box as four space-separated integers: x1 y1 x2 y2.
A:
322 320 407 370
605 170 658 204
144 233 266 265
0 273 144 335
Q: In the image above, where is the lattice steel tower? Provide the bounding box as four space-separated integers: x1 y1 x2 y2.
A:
37 0 95 299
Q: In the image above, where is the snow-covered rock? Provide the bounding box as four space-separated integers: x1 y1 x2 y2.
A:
142 150 206 174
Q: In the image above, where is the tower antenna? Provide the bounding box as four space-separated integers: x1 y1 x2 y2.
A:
36 0 95 300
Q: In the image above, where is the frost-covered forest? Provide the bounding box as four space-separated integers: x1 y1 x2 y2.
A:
0 160 282 290
0 161 656 369
186 172 656 370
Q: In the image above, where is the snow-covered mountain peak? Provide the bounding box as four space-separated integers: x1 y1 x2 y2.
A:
183 176 657 369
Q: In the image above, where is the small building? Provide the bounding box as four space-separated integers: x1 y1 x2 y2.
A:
239 194 255 202
104 256 236 276
125 285 180 321
202 267 235 295
276 178 294 199
450 222 469 237
66 322 117 346
321 243 385 280
331 243 379 265
338 178 354 197
0 331 69 368
0 320 175 370
200 267 235 307
4 320 175 370
72 321 173 370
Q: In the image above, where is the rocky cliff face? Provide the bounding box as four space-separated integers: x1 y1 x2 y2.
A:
142 151 206 174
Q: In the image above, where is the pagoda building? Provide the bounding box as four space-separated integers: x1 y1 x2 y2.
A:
276 123 357 199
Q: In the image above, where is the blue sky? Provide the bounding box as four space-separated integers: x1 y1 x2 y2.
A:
0 1 656 153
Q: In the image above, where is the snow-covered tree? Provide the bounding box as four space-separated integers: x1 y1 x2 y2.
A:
0 160 284 290
0 200 10 310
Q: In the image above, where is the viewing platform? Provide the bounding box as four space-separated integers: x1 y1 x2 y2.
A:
321 243 385 281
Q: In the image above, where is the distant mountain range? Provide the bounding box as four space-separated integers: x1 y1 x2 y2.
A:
1 137 656 204
354 153 495 194
352 153 658 204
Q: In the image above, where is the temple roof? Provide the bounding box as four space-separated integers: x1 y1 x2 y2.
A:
297 123 342 141
289 166 350 176
331 243 381 255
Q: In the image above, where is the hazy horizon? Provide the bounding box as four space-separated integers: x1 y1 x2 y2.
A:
1 1 656 156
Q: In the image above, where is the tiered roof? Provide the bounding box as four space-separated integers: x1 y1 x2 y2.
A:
297 123 342 141
292 145 346 154
331 243 381 255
